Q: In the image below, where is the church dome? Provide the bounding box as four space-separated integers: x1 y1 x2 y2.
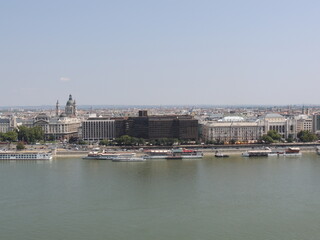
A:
66 94 73 106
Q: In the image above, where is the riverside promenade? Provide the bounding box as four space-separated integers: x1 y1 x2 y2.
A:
53 142 320 158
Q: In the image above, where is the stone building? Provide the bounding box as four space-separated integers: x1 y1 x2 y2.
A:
82 117 115 141
33 113 81 140
0 117 16 133
18 95 81 140
202 121 264 143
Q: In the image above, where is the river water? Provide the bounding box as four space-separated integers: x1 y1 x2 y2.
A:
1 153 320 240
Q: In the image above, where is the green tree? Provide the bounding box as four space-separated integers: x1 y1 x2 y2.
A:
32 126 44 142
16 126 44 143
267 130 282 141
16 142 25 150
1 131 18 142
78 139 87 145
261 134 274 144
286 134 294 143
116 135 134 146
99 139 109 146
297 130 317 142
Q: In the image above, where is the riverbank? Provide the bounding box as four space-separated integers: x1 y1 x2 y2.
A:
53 145 319 158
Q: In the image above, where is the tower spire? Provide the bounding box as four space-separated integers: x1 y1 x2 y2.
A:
56 100 59 117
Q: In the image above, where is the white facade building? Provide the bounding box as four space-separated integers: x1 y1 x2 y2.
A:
82 118 115 141
202 121 264 143
33 113 81 140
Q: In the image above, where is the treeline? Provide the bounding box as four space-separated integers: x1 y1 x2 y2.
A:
205 130 319 145
0 126 44 143
261 130 318 144
98 135 197 146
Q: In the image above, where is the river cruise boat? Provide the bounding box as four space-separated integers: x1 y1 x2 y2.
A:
83 151 136 160
0 151 53 160
112 157 146 162
143 149 172 159
268 147 302 157
242 147 272 157
166 148 203 160
283 147 301 156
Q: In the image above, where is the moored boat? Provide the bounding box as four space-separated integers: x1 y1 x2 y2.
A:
143 149 172 159
0 151 53 160
283 147 301 156
214 152 229 158
242 147 271 157
83 151 136 160
166 148 203 160
112 157 146 162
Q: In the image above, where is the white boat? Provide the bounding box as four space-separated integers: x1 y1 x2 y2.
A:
266 147 302 157
112 157 146 162
143 149 172 159
214 152 229 158
0 151 53 160
242 147 272 157
166 148 203 159
83 151 135 160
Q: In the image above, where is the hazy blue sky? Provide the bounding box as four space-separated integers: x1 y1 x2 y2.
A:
1 0 320 106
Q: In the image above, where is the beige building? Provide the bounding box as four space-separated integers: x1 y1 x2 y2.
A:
33 113 81 140
258 113 296 139
202 121 264 143
202 113 299 143
296 115 312 133
0 117 16 133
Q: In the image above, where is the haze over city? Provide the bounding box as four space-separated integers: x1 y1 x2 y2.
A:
1 0 320 106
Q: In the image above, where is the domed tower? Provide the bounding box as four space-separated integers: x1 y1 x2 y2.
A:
65 94 76 117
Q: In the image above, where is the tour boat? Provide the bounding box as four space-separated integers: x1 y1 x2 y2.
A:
112 157 146 162
166 148 203 160
242 147 272 157
0 151 53 160
143 149 172 159
282 147 301 156
83 151 135 160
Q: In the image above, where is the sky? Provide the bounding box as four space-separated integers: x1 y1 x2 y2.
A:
1 0 320 106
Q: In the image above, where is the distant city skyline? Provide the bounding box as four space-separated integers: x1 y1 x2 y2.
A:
1 1 320 106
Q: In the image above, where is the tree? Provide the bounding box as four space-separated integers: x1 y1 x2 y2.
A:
286 134 294 143
267 130 281 142
16 142 25 150
116 135 134 146
0 131 18 142
16 126 44 143
99 139 109 146
297 130 317 142
261 135 274 144
137 138 145 146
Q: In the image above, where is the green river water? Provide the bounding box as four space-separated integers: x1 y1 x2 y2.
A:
1 153 320 240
